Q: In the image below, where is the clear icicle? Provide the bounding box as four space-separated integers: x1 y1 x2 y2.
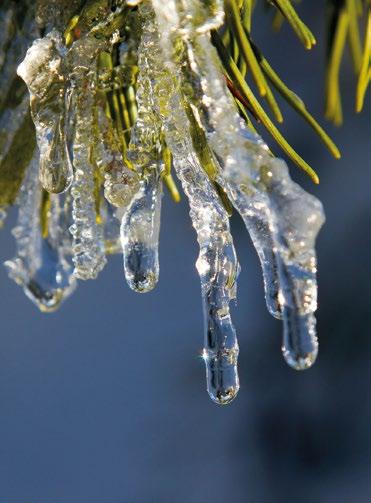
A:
120 3 163 293
152 0 325 370
4 153 76 312
120 171 162 292
147 5 239 403
174 155 240 405
225 164 322 369
261 159 325 369
184 160 240 405
67 37 107 280
171 151 240 404
17 30 73 194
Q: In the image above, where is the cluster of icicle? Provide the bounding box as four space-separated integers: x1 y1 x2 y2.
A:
5 0 325 404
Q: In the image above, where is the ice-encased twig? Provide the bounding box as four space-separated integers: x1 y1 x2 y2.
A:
67 37 107 280
5 152 76 312
17 30 73 194
120 3 163 293
153 0 325 369
147 5 239 403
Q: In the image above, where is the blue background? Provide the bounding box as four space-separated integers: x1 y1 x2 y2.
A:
0 3 370 502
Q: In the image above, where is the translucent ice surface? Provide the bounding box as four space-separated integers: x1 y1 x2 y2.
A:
5 153 76 312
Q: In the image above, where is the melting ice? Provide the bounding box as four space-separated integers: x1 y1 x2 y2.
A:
3 0 326 404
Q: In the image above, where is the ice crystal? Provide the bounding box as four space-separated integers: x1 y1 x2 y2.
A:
0 0 326 404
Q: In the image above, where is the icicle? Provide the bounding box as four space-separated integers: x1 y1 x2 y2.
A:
225 169 322 369
188 165 240 405
120 170 162 292
173 154 239 404
152 0 325 370
120 3 163 293
146 5 239 403
261 159 324 369
171 150 240 403
4 152 76 312
67 37 107 280
17 30 73 194
196 40 324 368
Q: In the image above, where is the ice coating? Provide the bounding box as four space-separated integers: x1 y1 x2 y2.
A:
0 0 329 400
17 30 73 194
5 153 76 312
121 3 163 293
146 5 240 403
94 106 139 208
67 37 107 280
152 0 325 370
